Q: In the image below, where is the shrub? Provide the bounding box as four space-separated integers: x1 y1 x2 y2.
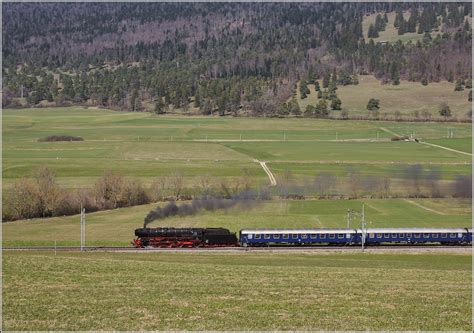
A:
438 102 451 118
366 98 380 110
38 135 84 142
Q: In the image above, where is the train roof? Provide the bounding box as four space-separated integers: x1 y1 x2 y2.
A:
240 228 355 235
240 228 470 235
362 228 468 234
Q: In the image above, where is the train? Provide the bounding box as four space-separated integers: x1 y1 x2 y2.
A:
133 227 472 248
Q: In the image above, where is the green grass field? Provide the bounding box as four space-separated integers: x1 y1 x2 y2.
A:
296 75 471 119
3 251 471 331
3 198 471 247
3 107 471 190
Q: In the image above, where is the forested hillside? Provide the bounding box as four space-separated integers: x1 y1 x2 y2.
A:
2 2 472 117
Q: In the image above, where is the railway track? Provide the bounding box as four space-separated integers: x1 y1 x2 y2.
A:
3 245 472 253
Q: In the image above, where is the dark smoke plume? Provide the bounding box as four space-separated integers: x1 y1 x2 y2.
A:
143 190 262 227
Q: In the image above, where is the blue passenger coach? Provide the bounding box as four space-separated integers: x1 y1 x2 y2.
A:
239 228 358 246
239 228 472 246
362 228 471 245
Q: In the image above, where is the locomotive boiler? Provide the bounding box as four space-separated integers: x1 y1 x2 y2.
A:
133 227 238 248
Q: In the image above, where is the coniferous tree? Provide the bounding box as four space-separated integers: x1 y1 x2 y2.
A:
454 79 464 91
390 62 400 85
322 71 331 88
154 97 165 114
288 98 301 115
299 80 310 99
315 99 328 118
314 81 321 92
331 97 342 110
367 98 380 110
368 24 379 38
394 8 404 28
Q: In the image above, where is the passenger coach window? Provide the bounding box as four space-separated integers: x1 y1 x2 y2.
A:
414 233 420 238
283 234 289 239
399 233 405 238
273 234 280 239
255 234 261 239
423 234 429 238
384 233 390 238
406 233 412 237
432 234 438 238
369 233 374 238
441 233 447 238
320 234 326 239
377 234 382 238
329 234 335 239
338 234 344 239
292 234 298 239
264 234 270 240
450 233 456 238
310 234 317 239
301 234 308 239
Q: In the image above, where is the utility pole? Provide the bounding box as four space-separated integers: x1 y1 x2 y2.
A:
346 209 350 228
361 203 366 252
80 205 86 251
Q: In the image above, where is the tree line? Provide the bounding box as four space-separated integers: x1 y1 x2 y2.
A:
3 165 471 222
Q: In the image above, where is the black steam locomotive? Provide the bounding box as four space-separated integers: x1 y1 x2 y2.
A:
133 227 238 248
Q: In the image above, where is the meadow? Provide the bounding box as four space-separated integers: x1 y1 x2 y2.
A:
2 107 472 331
296 75 471 119
3 251 472 331
3 198 471 247
2 107 471 190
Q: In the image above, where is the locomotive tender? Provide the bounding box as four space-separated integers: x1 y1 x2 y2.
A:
133 227 472 248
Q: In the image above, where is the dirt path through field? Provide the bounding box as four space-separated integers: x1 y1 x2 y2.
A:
403 199 446 215
255 160 277 186
419 141 472 157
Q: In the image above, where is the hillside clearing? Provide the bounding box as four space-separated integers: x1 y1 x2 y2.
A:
296 75 471 119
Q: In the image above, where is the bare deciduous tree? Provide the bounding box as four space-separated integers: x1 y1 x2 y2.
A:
94 171 125 208
362 175 382 198
8 178 41 219
404 164 423 197
425 168 441 198
150 177 169 202
382 176 391 198
347 169 361 198
33 166 61 217
198 174 212 195
314 172 337 198
169 172 184 200
452 175 472 198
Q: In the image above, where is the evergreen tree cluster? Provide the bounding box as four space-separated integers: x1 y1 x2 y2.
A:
2 2 472 116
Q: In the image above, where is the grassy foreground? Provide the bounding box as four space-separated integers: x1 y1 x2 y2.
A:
3 251 471 331
3 198 471 247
